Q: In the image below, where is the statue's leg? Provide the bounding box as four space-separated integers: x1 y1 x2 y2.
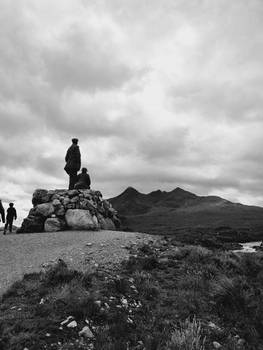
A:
69 174 74 190
69 171 78 190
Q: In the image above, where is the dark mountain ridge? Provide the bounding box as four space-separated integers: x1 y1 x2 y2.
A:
109 187 263 241
110 186 232 215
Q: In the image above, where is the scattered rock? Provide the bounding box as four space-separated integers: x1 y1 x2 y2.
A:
121 297 128 308
79 326 94 338
61 316 74 326
208 321 222 332
127 317 133 324
213 341 222 349
67 320 77 328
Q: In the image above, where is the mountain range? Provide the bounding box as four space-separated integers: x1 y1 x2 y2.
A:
109 187 263 241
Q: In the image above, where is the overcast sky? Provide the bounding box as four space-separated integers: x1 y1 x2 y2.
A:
1 0 263 223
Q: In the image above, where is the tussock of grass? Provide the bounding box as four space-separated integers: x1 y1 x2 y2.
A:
186 246 212 263
46 280 92 318
166 317 205 350
43 259 83 287
211 276 239 304
213 252 241 272
135 273 159 300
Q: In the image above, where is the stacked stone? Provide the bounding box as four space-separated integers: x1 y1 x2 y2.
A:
18 189 119 233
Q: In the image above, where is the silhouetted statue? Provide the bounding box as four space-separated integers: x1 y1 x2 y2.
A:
74 167 91 189
64 138 81 190
0 200 5 226
4 203 17 234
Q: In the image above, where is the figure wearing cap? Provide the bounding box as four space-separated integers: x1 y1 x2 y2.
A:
64 138 81 190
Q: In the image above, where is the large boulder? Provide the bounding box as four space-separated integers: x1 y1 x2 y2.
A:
44 218 65 232
32 189 50 206
35 203 55 217
65 209 99 230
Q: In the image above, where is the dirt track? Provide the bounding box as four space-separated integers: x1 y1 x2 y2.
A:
0 230 156 296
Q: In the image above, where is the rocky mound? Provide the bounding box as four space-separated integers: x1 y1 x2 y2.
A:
18 189 120 233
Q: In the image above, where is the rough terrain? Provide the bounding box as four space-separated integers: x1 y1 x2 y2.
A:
0 230 157 295
0 237 257 349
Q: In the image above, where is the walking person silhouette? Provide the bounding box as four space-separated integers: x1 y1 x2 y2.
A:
0 200 5 230
4 203 17 234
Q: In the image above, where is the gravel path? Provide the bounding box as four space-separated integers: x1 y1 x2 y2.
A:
0 230 157 296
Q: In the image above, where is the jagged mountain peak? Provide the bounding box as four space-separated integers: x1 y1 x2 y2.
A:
115 187 142 201
149 189 163 196
172 187 195 194
125 186 139 192
122 187 140 195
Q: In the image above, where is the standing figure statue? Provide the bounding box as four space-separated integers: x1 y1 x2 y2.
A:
64 138 81 190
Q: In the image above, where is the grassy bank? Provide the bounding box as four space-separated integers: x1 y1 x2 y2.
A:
0 239 263 349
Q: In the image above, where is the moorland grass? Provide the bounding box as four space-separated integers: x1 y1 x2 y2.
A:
0 242 263 349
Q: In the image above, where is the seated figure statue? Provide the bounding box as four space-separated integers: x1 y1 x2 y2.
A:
74 168 91 190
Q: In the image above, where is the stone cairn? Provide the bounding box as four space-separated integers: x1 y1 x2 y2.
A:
17 189 119 233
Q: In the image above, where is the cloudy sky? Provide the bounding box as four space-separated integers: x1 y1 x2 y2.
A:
1 0 263 223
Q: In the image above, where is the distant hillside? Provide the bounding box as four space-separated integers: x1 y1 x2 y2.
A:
109 187 263 241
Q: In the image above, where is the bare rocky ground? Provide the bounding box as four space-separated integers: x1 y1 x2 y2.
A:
0 230 158 296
